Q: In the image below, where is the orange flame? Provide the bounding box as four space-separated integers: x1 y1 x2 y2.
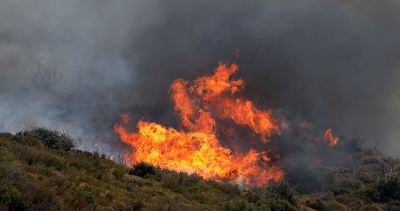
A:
114 62 283 186
297 121 311 128
324 128 339 147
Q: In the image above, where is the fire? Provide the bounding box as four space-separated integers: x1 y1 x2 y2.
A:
324 128 339 147
297 121 311 128
114 62 283 186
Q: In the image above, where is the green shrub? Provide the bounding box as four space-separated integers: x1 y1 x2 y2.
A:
267 181 297 205
331 201 347 211
331 187 352 196
362 186 380 202
216 183 241 198
357 172 375 184
50 156 66 171
359 203 382 211
18 127 76 151
161 172 184 193
267 200 297 211
0 178 20 207
19 136 44 149
226 198 253 211
71 187 94 209
335 178 363 190
0 148 14 162
180 174 201 187
112 165 127 180
374 173 400 202
362 145 382 156
245 188 266 203
304 198 330 211
357 156 389 173
0 133 12 139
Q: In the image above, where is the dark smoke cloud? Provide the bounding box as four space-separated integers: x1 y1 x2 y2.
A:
1 0 400 159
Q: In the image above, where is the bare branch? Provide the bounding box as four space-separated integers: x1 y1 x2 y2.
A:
26 55 62 89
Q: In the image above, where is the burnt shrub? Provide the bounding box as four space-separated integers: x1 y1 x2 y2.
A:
128 162 156 178
18 127 75 151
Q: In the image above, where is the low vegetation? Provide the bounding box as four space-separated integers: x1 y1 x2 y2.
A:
0 130 400 210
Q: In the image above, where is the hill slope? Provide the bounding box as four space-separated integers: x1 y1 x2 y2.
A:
1 130 400 210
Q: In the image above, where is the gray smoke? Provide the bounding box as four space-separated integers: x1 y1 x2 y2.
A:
1 0 400 158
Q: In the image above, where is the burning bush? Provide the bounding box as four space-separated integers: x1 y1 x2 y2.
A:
114 62 284 187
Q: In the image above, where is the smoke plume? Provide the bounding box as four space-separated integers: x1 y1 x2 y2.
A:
1 0 400 159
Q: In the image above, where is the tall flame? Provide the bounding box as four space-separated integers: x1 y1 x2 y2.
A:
324 128 339 147
114 62 283 186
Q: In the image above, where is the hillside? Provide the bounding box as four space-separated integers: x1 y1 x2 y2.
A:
1 129 400 211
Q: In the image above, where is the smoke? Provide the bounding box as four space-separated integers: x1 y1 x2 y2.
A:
1 0 400 159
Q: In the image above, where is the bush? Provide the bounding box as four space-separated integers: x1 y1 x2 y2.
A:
304 198 322 210
374 173 400 202
359 203 382 211
335 178 363 191
331 187 352 196
226 199 253 211
71 187 94 209
364 186 380 202
216 183 241 198
0 178 20 207
18 136 44 149
18 127 76 151
0 133 12 139
113 165 127 180
267 181 297 205
245 188 266 203
128 162 156 178
357 156 389 173
161 172 184 193
267 200 297 211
